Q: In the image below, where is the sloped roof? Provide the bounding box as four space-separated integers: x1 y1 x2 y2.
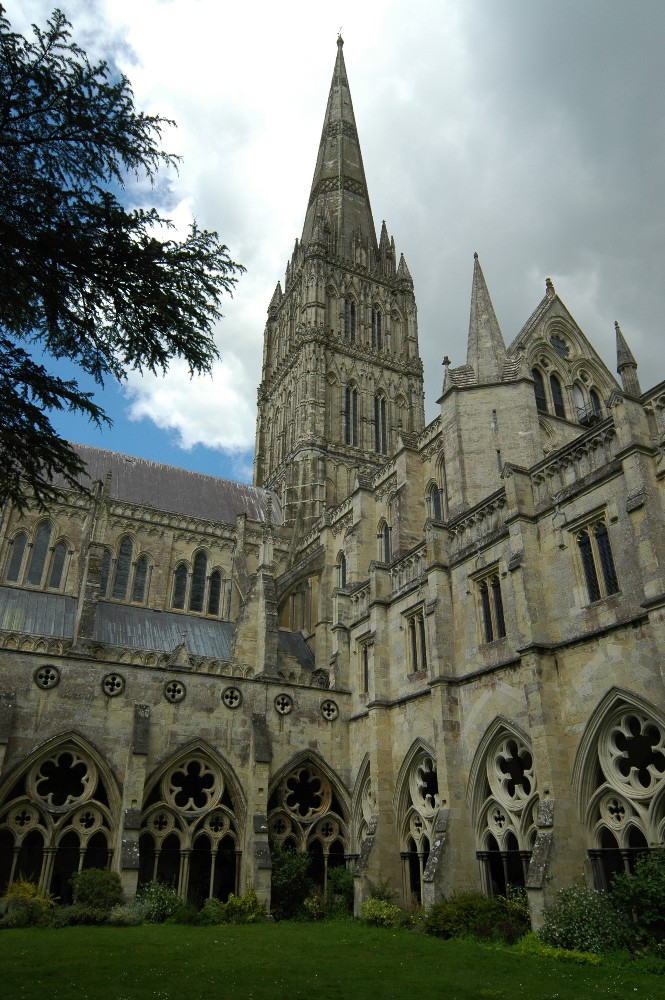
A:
0 586 76 637
0 586 315 671
62 443 279 525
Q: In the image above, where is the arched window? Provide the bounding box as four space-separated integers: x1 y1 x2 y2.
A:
577 520 619 603
99 548 112 598
374 394 388 454
25 521 52 586
573 383 585 419
5 531 28 582
531 369 547 413
208 570 222 616
112 537 133 599
172 564 188 610
344 385 358 446
379 521 391 563
478 572 506 643
47 541 68 590
429 483 442 522
189 552 208 613
131 555 149 604
344 298 356 340
550 374 566 418
371 307 382 350
589 388 602 416
337 552 347 589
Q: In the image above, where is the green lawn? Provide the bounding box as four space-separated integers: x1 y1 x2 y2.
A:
1 922 662 1000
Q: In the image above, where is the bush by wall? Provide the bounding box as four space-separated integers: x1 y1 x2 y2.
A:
136 881 182 923
269 845 314 920
71 868 125 912
198 889 267 925
361 897 402 927
611 847 665 947
539 883 629 954
425 891 529 944
0 878 56 928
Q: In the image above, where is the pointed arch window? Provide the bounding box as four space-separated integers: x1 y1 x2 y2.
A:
429 483 443 522
344 385 358 446
112 537 133 599
589 388 602 417
189 552 208 613
478 571 506 643
576 520 619 603
208 570 222 616
99 548 112 598
5 531 28 582
25 521 52 586
379 521 391 564
550 374 566 418
371 307 382 350
47 541 68 590
172 564 188 610
531 369 547 413
131 555 149 604
374 394 387 454
337 552 347 589
344 298 356 340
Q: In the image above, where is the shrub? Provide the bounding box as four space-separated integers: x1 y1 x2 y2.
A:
611 847 665 946
136 881 182 923
517 930 602 965
366 876 396 902
539 882 629 954
71 868 125 912
107 903 145 927
303 888 326 921
0 877 56 928
361 897 401 927
269 845 314 920
326 866 355 916
198 889 267 925
50 904 109 928
425 892 528 944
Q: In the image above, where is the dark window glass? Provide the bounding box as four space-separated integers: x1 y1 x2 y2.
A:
419 614 428 669
345 387 358 446
112 537 133 599
189 551 207 612
26 522 51 585
6 532 28 581
344 298 356 339
531 369 547 413
578 530 601 602
430 485 442 522
99 549 112 597
550 374 565 418
594 523 619 595
480 579 493 642
208 570 222 616
372 308 382 350
374 395 387 453
492 575 507 638
590 388 602 416
382 523 391 563
172 564 187 610
47 542 68 589
132 555 149 603
338 554 347 588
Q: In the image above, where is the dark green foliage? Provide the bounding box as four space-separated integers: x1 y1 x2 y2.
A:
611 847 665 946
268 845 314 920
326 865 355 915
71 868 124 912
50 904 110 928
0 7 243 509
198 889 267 925
539 882 629 954
135 881 182 923
0 877 56 928
425 891 529 944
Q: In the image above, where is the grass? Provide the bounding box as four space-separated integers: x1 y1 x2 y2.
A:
1 921 663 1000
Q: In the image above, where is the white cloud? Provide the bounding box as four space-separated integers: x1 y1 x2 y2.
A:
5 0 665 464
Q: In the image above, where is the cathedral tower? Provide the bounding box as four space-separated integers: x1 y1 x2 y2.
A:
254 38 425 529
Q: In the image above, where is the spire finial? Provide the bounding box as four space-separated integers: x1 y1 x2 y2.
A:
545 277 555 297
337 31 344 47
473 251 479 260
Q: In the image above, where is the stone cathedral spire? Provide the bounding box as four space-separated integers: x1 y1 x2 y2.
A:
254 39 425 532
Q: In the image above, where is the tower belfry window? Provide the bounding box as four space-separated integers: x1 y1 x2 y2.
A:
374 394 387 454
344 299 356 340
345 386 358 446
371 308 382 350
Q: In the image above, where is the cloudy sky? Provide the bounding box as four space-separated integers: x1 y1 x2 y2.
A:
8 0 665 482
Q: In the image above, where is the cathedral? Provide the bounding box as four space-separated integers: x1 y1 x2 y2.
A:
1 38 664 925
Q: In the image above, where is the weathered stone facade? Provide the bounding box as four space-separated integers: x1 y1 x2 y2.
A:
1 38 664 922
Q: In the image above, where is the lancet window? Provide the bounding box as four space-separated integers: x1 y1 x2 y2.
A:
397 747 441 904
